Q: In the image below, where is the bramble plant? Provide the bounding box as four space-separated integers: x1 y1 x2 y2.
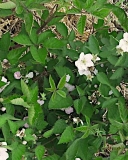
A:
0 0 128 160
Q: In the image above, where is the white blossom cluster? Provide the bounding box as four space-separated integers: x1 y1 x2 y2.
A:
116 32 128 54
75 52 100 81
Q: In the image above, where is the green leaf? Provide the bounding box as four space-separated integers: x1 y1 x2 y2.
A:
0 1 16 9
49 75 56 90
0 9 13 17
99 84 110 97
21 79 31 102
77 15 86 34
8 120 17 134
35 145 45 160
84 0 95 10
12 144 26 160
57 75 66 89
56 90 66 98
109 119 124 130
68 30 75 41
110 86 120 97
28 105 35 125
24 12 33 35
11 98 30 108
2 122 10 142
58 126 74 144
43 37 65 49
102 98 117 108
0 32 10 51
7 47 26 64
74 97 86 114
93 8 110 18
115 54 127 67
13 33 32 45
110 68 124 80
56 22 68 38
118 97 127 123
30 46 47 64
66 139 80 160
43 129 53 138
38 30 55 44
97 72 111 86
49 94 73 109
43 154 60 160
53 119 67 134
88 35 100 54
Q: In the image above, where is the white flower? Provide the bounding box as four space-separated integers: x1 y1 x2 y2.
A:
65 83 75 92
75 52 94 71
66 74 70 82
118 39 128 52
14 71 21 79
75 158 81 160
26 72 34 79
65 107 73 114
1 77 7 83
92 55 100 63
86 74 94 81
1 142 7 146
93 69 98 75
1 107 6 112
78 69 91 76
109 90 113 95
22 141 27 145
123 32 128 42
0 147 9 160
0 77 10 93
37 99 44 105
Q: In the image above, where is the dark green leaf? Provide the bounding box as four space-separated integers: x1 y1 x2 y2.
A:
77 15 86 34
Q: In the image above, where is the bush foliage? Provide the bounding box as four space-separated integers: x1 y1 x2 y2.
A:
0 0 128 160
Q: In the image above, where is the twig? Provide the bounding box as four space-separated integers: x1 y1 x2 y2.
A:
37 4 58 34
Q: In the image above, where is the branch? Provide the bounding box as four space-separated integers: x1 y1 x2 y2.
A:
37 4 58 34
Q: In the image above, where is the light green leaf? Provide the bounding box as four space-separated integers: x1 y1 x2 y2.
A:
21 79 31 102
11 98 30 108
57 75 66 89
35 145 45 160
93 8 111 18
13 33 32 45
77 15 86 34
49 75 56 90
43 129 53 138
56 90 66 98
58 126 74 144
24 12 33 35
0 1 16 9
28 105 35 125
